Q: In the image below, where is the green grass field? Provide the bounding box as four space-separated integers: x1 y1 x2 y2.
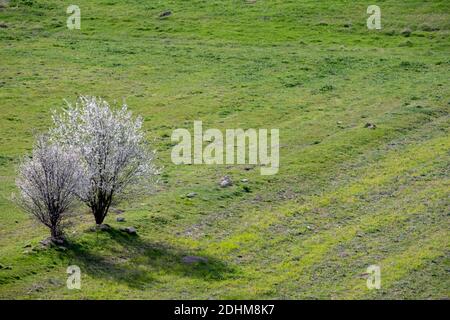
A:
0 0 449 299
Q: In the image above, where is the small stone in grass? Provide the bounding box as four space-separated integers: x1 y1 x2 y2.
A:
401 28 412 37
28 284 44 293
159 10 172 18
40 238 53 246
120 227 137 235
116 217 125 222
53 238 65 245
187 192 197 198
364 122 377 129
98 224 111 231
219 176 232 188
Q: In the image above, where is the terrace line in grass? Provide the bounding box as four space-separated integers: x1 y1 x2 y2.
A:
171 121 279 175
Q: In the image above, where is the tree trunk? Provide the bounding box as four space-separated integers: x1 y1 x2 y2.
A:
94 209 104 225
91 193 113 225
50 225 61 241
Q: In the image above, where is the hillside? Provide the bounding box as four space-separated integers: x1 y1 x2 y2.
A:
0 0 449 299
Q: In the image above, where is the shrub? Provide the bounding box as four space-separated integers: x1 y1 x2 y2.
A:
16 136 81 240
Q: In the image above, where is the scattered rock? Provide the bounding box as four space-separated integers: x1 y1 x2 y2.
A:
241 179 249 183
120 226 137 235
364 122 377 129
219 176 232 188
401 28 412 37
111 208 124 215
52 238 65 246
116 217 125 222
0 22 8 28
186 192 197 198
98 224 111 231
28 284 44 293
182 255 208 264
159 10 172 18
89 224 112 232
40 238 53 247
40 237 66 247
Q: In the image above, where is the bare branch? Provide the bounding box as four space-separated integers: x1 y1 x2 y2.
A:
16 135 82 240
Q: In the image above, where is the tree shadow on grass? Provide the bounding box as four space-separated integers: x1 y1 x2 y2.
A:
60 228 236 289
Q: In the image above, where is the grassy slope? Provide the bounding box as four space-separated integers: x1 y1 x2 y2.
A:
0 0 449 299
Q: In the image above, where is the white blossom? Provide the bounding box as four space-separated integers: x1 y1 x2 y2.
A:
16 135 82 240
50 96 159 225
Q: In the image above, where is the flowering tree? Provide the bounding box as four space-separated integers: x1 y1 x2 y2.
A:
51 96 159 226
16 136 81 240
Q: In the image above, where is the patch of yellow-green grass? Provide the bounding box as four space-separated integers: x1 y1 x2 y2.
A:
1 0 449 299
189 129 449 298
342 229 449 299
